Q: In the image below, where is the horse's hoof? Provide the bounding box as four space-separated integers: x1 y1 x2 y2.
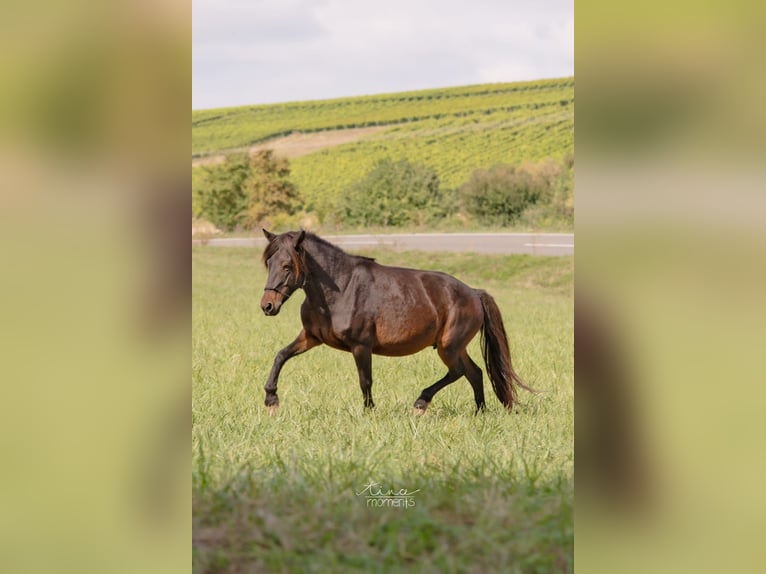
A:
413 399 429 416
266 404 279 416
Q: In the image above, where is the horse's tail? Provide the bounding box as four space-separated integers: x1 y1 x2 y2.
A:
477 290 536 411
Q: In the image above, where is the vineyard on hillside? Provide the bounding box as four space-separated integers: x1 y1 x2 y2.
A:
192 77 574 228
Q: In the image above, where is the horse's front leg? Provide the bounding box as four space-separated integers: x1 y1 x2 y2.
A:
351 346 374 409
264 329 320 414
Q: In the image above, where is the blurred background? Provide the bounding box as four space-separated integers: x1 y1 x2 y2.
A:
2 0 765 572
576 0 766 572
0 1 188 573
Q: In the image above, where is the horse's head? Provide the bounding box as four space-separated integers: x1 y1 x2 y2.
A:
260 229 307 316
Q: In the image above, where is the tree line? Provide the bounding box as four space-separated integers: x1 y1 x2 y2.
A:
193 150 573 231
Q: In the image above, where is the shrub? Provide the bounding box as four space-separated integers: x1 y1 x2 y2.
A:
459 157 572 226
339 158 452 227
460 164 545 225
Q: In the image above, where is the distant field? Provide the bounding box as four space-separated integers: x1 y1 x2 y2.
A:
192 246 573 572
192 77 574 220
192 78 573 156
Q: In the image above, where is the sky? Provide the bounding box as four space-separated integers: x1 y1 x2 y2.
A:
192 0 573 110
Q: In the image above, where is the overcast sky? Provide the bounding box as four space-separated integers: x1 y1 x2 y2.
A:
192 0 573 110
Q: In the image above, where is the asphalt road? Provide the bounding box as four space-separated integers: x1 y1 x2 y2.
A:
195 233 573 256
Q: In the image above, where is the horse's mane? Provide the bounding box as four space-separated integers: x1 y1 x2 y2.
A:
305 232 375 263
261 231 375 271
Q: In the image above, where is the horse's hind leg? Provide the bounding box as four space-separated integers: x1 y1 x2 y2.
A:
413 346 464 415
461 350 486 413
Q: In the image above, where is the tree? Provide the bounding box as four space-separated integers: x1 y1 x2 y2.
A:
241 150 302 229
195 150 302 231
195 154 250 231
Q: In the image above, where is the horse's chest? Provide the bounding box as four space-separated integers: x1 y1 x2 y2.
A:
304 307 353 350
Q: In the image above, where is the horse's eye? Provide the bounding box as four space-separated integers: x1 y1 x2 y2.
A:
283 266 291 273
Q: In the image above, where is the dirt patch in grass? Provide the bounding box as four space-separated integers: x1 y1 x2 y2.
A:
192 126 386 166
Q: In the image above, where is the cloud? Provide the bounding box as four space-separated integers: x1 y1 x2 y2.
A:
193 0 573 109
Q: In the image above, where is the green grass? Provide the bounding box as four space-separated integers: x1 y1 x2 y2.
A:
193 247 573 573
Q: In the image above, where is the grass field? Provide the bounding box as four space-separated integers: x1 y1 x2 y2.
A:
192 77 574 222
192 246 573 573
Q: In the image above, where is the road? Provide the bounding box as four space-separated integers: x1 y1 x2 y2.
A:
194 233 573 256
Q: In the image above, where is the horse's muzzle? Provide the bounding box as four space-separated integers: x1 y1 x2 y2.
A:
260 290 283 316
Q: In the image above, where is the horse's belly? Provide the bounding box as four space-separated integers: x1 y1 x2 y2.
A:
372 343 431 357
372 322 436 356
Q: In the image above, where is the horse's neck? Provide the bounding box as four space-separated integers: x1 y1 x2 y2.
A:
303 242 355 305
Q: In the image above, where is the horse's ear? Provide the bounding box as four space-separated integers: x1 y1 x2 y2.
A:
294 229 306 251
262 229 276 242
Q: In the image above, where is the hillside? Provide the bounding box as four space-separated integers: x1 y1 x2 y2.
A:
192 77 574 222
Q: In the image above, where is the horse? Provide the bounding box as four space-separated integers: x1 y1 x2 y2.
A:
259 229 534 414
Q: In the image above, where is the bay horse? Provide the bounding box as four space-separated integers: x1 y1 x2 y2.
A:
259 229 534 414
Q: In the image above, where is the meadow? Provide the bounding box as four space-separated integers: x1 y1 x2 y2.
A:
192 245 573 572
